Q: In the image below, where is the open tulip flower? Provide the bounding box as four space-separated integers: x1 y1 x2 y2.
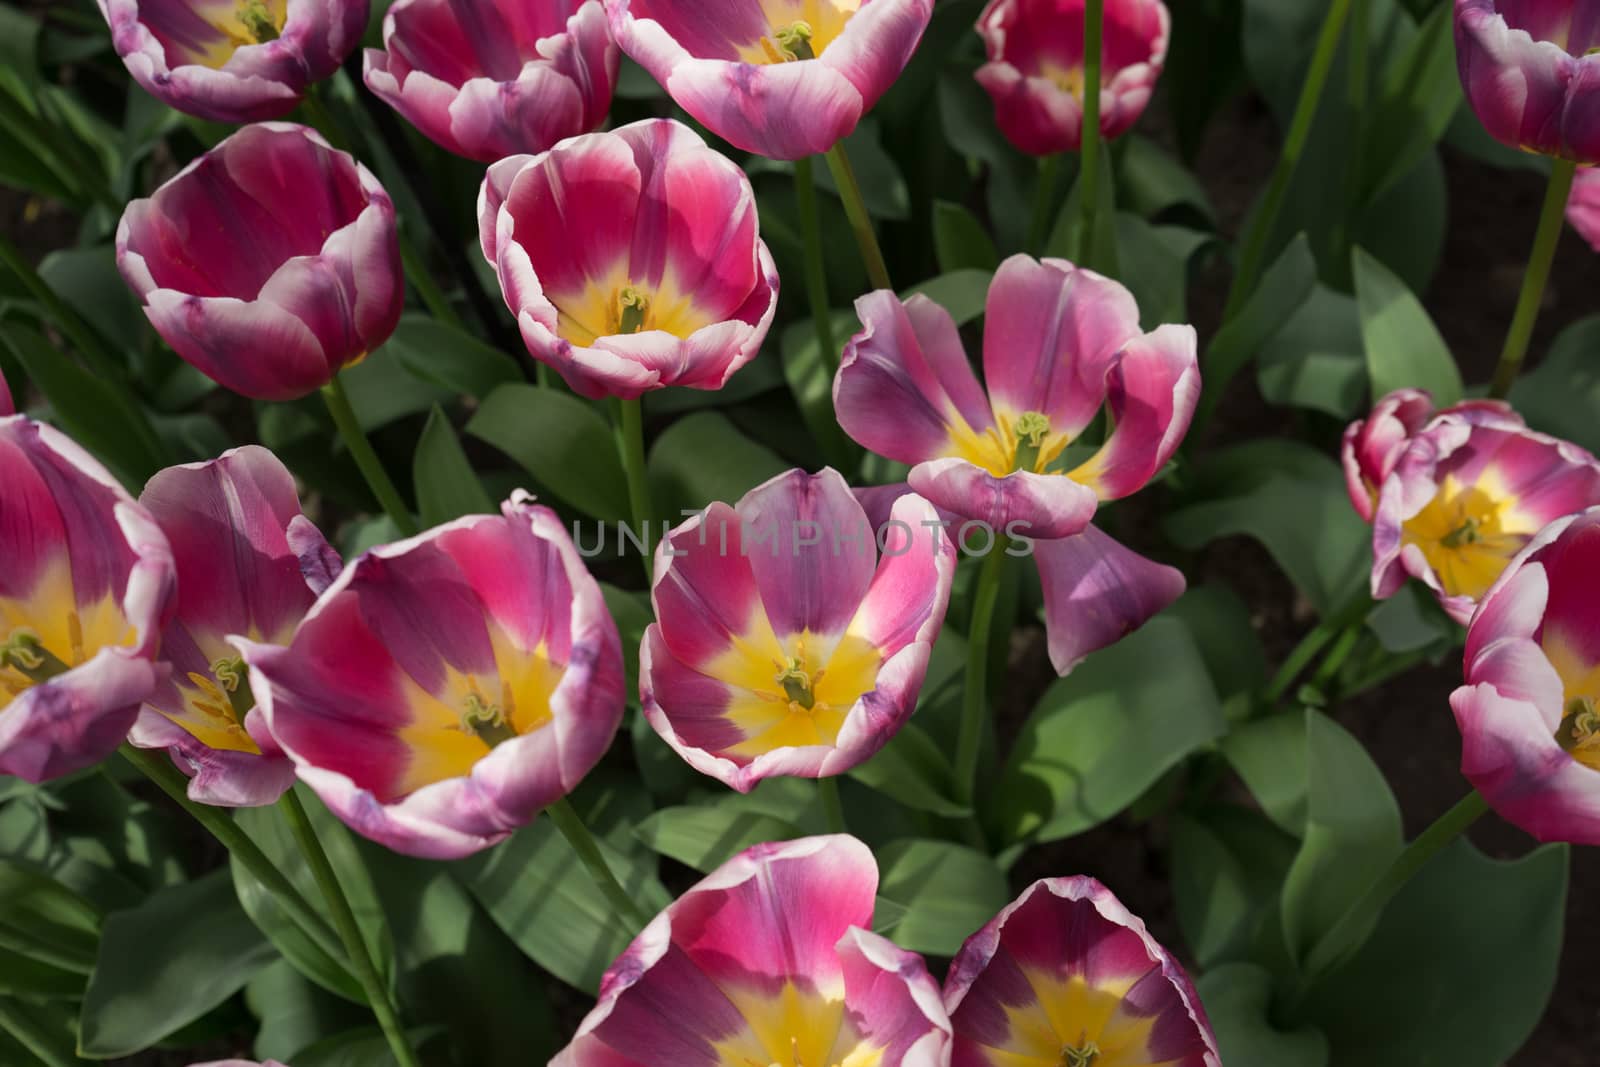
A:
0 417 175 783
944 877 1220 1067
642 469 955 792
604 0 935 159
117 123 403 402
1372 414 1600 624
1342 389 1523 523
364 0 618 162
479 118 779 400
97 0 368 123
1455 0 1600 162
554 835 952 1067
976 0 1170 156
128 447 333 808
240 493 625 859
1452 507 1600 845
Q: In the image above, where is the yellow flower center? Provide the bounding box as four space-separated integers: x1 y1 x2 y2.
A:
1401 473 1533 602
1558 697 1600 771
551 275 715 347
1041 62 1091 101
714 982 886 1067
738 1 860 65
710 628 881 758
993 972 1166 1067
948 409 1074 478
0 556 135 704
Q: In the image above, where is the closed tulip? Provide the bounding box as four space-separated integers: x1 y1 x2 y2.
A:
1455 0 1600 162
117 123 403 402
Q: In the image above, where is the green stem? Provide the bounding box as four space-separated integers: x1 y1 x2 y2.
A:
1490 159 1578 399
1297 791 1490 991
1333 0 1370 269
610 397 655 579
0 999 76 1067
823 142 893 291
546 797 653 931
1263 597 1370 707
817 776 846 834
955 542 1010 806
1342 646 1432 701
322 374 417 537
1307 623 1364 697
1077 0 1105 267
1028 154 1063 256
117 746 344 964
278 791 419 1067
1222 0 1354 320
794 157 839 375
398 228 463 329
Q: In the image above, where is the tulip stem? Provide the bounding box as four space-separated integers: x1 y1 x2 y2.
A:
1222 0 1354 321
955 541 1011 809
1294 790 1490 999
1029 154 1063 256
610 397 656 579
1263 596 1370 708
794 157 839 375
323 374 418 537
0 998 76 1067
1077 0 1105 268
546 797 654 932
117 745 344 965
1490 158 1578 400
817 776 846 834
278 790 420 1067
823 143 893 292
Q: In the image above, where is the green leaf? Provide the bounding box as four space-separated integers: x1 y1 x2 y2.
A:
413 406 495 527
1509 314 1600 456
340 351 453 433
601 583 652 705
245 962 366 1065
814 122 909 221
456 819 669 993
778 311 860 472
876 840 1009 956
1279 711 1402 965
1257 285 1368 418
647 411 789 518
1364 583 1456 654
1360 3 1462 203
1115 215 1213 328
79 870 278 1057
381 313 522 399
1118 134 1217 225
1221 712 1311 835
634 806 802 872
0 861 99 975
932 201 1000 273
902 270 994 327
991 617 1228 844
467 383 629 522
0 945 87 1001
1199 233 1316 429
1166 585 1267 714
1199 963 1330 1067
36 248 141 353
847 722 970 817
1298 840 1568 1067
1353 246 1462 406
1171 809 1300 969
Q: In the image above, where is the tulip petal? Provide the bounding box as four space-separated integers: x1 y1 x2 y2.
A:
1034 524 1186 675
1069 323 1200 500
0 650 158 783
909 458 1099 541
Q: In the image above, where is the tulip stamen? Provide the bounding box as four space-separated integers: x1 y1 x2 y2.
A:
237 0 281 44
1441 517 1481 548
1061 1041 1100 1067
210 656 256 725
775 658 817 710
1012 411 1053 473
462 692 519 748
618 286 652 335
1558 696 1600 759
0 628 70 685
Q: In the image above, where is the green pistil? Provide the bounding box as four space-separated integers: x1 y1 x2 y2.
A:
238 0 280 43
1061 1043 1099 1067
775 659 816 710
1441 518 1481 549
1558 696 1600 753
462 693 518 748
210 656 256 725
774 20 816 61
0 629 69 684
1012 411 1053 473
618 287 651 335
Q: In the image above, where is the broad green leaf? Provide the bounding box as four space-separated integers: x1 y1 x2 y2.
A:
79 870 277 1056
1221 712 1311 835
1115 215 1213 328
647 411 788 518
932 200 1000 273
36 248 140 353
1509 314 1600 456
1364 583 1456 655
1198 234 1316 429
467 383 629 522
903 270 993 327
0 997 86 1067
1047 144 1119 276
382 313 521 399
245 962 366 1065
778 311 860 472
814 122 909 221
1353 246 1462 406
1257 285 1367 418
1118 134 1217 225
634 806 802 872
1279 711 1402 964
1199 963 1330 1067
1171 809 1300 969
0 944 86 1001
848 722 970 817
341 351 453 432
413 406 495 527
991 617 1227 844
1361 3 1462 202
1166 585 1267 716
876 840 1009 956
0 861 99 975
600 584 652 705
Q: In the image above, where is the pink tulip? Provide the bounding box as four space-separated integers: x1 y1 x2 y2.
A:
117 123 403 402
364 0 618 163
0 417 175 782
976 0 1169 156
128 447 334 808
604 0 935 159
1567 166 1600 250
0 374 12 416
945 878 1220 1067
642 469 955 793
1372 414 1600 624
835 255 1192 675
97 0 368 123
240 493 625 859
478 118 779 400
1452 507 1600 844
554 835 952 1067
1342 389 1523 523
1455 0 1600 162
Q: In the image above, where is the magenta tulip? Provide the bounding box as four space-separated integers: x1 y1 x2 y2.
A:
1455 0 1600 162
604 0 935 159
0 374 12 416
0 417 175 782
479 118 779 399
364 0 618 163
1372 414 1600 624
117 123 403 402
642 469 955 792
240 493 625 859
1568 166 1600 250
97 0 368 123
945 877 1220 1067
128 447 333 808
1452 507 1600 844
976 0 1169 156
554 835 952 1067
